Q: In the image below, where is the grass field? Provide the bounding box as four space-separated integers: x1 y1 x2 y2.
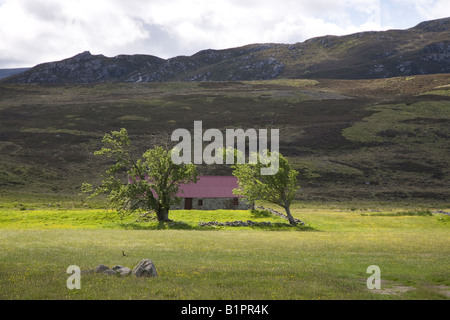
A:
0 198 448 300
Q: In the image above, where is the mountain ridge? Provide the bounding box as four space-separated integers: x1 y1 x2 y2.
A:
3 17 450 83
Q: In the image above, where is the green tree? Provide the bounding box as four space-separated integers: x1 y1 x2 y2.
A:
82 128 198 222
232 150 300 225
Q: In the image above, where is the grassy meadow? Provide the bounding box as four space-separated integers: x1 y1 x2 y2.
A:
0 195 448 300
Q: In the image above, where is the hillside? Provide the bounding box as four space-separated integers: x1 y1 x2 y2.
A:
3 17 450 84
0 74 449 201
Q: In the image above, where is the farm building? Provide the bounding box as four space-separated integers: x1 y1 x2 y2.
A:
171 176 253 210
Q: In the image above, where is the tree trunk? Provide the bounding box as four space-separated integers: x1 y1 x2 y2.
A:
156 207 171 222
284 205 297 226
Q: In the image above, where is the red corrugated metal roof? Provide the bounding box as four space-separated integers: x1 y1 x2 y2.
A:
176 176 242 198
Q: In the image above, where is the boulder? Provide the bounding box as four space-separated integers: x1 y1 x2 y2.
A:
112 265 124 271
103 269 117 276
116 267 132 276
132 259 157 277
95 264 109 273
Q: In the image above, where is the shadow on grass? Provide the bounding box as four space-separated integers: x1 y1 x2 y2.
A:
250 209 273 219
114 220 318 232
114 221 198 230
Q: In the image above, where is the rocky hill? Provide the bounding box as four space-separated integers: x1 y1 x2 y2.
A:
3 17 450 83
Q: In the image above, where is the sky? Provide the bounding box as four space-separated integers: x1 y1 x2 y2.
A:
0 0 449 68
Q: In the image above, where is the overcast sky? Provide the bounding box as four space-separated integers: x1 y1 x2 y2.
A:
0 0 449 68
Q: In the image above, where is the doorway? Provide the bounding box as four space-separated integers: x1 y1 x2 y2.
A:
184 198 193 210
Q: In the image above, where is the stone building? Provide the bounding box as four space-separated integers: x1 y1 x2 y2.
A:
171 176 253 210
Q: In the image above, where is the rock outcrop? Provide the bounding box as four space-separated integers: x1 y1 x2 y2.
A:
3 17 450 83
93 260 156 277
132 259 158 278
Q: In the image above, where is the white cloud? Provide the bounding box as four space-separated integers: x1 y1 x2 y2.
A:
0 0 150 67
137 0 385 51
405 0 450 20
0 0 448 68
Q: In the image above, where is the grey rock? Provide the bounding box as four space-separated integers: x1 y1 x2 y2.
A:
433 210 450 215
94 264 132 276
132 259 158 277
95 264 109 273
103 269 117 276
198 220 274 227
116 267 132 276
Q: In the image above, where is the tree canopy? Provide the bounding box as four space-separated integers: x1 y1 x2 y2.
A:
82 128 198 222
231 150 300 225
